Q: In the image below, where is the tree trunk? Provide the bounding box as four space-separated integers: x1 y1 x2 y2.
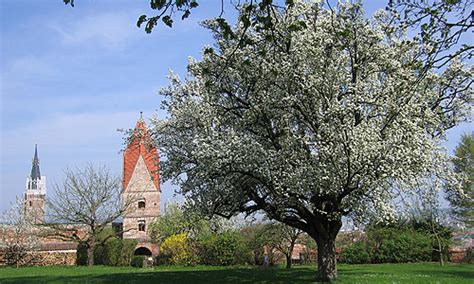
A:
286 254 292 269
87 236 95 267
309 218 341 282
436 234 444 266
315 235 337 281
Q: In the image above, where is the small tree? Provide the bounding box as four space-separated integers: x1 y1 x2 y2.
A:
406 189 453 266
265 222 302 269
240 223 267 265
46 164 136 266
148 201 233 243
148 202 202 243
299 233 317 265
446 133 474 228
0 197 39 268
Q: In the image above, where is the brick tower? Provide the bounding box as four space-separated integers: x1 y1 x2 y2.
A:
25 144 46 224
122 115 160 247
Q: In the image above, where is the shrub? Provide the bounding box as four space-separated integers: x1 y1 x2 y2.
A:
103 238 121 266
198 231 249 265
77 237 137 266
367 226 432 263
76 241 88 265
155 253 171 265
101 238 137 266
339 241 371 264
94 243 107 265
120 239 138 266
160 233 197 265
461 247 474 264
131 255 145 268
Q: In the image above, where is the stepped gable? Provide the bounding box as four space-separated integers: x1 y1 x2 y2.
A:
122 118 160 191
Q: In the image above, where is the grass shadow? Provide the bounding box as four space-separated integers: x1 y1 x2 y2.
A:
0 266 319 284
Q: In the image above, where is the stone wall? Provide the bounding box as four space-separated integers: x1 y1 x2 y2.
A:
449 247 471 263
32 251 76 266
0 250 76 266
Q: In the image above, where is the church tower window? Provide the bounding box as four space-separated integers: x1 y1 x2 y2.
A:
138 220 146 232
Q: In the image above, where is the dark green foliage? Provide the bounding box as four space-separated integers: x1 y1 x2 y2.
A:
121 239 139 266
76 241 88 266
103 239 121 266
462 248 473 264
339 242 370 264
409 218 452 262
339 220 452 264
155 253 171 265
77 229 138 266
94 237 137 266
130 256 145 268
96 238 138 266
240 223 270 265
197 231 250 266
368 228 432 263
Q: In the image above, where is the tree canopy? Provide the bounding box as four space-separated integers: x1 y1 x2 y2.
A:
153 1 472 280
446 132 474 227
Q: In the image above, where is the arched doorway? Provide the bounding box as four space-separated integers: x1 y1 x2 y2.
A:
134 247 152 256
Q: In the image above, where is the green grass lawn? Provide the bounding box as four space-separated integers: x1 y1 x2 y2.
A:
0 263 472 283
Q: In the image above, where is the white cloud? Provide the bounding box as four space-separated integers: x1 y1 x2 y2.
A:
1 111 138 155
50 12 141 50
8 56 57 78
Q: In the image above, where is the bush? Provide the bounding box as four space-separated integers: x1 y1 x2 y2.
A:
198 231 250 265
120 239 138 266
76 236 137 266
101 238 137 266
103 238 121 266
160 233 197 266
131 255 145 268
462 247 474 264
338 220 448 264
339 242 370 264
367 226 432 263
76 241 88 265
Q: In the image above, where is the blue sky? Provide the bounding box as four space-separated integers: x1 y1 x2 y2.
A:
0 0 471 212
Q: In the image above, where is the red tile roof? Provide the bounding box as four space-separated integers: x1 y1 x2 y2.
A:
122 119 160 191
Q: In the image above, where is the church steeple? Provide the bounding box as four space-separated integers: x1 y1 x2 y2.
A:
25 144 46 224
30 144 41 181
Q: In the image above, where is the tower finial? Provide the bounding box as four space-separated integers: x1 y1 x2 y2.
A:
140 111 143 119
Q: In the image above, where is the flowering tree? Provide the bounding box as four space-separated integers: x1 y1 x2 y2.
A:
153 2 472 280
0 197 39 268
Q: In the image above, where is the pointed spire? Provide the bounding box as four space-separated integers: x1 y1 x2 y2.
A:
30 144 41 181
135 112 146 130
137 111 144 123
